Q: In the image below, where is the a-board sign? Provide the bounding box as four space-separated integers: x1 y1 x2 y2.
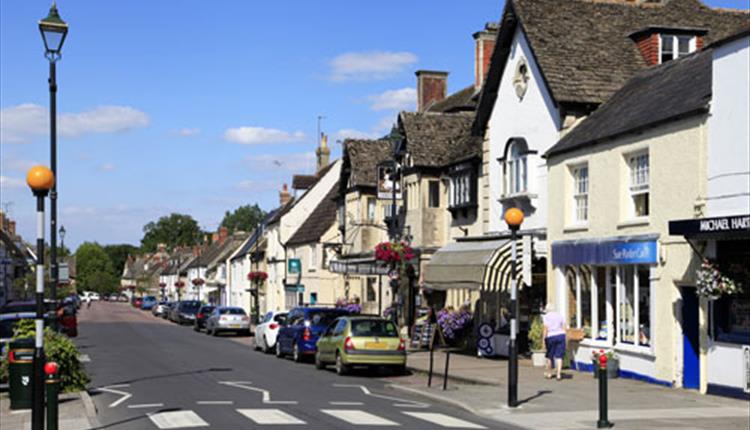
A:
411 323 435 349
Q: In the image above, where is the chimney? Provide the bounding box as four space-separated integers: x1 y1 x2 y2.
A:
316 133 331 173
212 232 219 243
219 226 229 245
193 245 201 257
474 23 498 91
279 183 291 206
416 70 448 112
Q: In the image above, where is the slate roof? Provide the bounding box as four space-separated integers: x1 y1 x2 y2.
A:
343 139 393 188
267 161 337 226
292 174 317 190
426 85 477 113
546 48 712 158
476 0 747 132
399 111 476 167
286 182 339 246
188 232 249 270
230 208 279 261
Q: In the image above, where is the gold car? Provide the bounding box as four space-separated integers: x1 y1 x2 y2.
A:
315 316 406 375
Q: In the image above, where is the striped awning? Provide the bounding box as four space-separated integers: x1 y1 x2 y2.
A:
482 238 527 292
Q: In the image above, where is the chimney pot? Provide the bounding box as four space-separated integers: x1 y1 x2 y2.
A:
415 70 448 112
473 23 498 92
316 133 331 173
279 183 292 206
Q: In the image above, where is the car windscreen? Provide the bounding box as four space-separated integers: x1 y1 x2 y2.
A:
307 311 344 327
199 306 215 313
350 319 399 337
180 302 200 312
219 308 245 315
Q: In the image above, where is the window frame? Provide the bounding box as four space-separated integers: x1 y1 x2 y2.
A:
447 161 477 213
659 34 696 63
627 151 650 219
427 180 440 208
571 164 589 224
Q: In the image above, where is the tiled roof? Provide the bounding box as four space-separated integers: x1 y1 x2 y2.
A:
426 85 477 113
267 161 338 226
343 139 393 188
286 182 339 246
476 0 747 132
188 232 249 270
399 111 475 167
546 48 712 158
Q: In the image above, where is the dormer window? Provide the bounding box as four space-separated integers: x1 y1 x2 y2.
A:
659 34 694 63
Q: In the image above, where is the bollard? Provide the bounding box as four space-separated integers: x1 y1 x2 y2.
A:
44 361 60 430
443 351 451 391
597 354 612 428
428 345 434 388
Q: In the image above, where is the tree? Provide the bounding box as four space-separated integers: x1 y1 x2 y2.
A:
75 242 118 295
220 204 266 234
103 244 139 276
140 213 201 252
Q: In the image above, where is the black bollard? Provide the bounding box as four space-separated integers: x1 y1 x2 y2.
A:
597 355 612 428
45 362 59 430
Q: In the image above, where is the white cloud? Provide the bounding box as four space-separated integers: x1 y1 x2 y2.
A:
243 152 315 172
367 88 416 111
0 103 150 143
329 51 418 82
335 129 379 140
175 127 200 136
235 179 282 192
223 127 306 145
100 163 116 172
0 176 25 189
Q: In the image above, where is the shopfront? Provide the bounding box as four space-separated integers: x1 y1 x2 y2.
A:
669 214 750 398
551 235 666 383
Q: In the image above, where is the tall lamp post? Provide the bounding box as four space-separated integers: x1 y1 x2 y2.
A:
27 166 55 430
387 127 404 325
504 207 524 408
39 1 69 332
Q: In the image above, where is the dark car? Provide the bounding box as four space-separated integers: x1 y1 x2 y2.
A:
276 307 349 362
163 302 177 319
174 300 201 325
193 305 215 332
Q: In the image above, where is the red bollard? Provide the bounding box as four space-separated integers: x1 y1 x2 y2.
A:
597 354 612 428
44 361 60 430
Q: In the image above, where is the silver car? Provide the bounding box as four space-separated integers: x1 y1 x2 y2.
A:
205 307 250 336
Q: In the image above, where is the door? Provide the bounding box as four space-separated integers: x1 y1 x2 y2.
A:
681 287 700 389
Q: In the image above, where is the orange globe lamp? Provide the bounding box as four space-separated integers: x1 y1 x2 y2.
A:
26 165 55 194
504 207 524 230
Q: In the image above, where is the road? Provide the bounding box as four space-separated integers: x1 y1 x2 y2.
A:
76 302 511 429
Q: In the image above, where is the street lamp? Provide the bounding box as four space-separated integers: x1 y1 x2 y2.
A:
39 1 69 332
27 165 55 430
504 207 524 408
58 225 66 253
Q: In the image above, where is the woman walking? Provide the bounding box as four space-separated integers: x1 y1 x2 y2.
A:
542 303 566 380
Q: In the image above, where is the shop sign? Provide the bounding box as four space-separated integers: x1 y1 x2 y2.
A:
669 215 750 236
288 258 301 274
552 239 657 266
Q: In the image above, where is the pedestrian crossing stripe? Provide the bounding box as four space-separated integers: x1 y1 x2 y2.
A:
321 409 400 426
237 408 306 425
402 412 487 429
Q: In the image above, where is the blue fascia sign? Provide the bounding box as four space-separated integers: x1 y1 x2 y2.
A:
552 237 657 266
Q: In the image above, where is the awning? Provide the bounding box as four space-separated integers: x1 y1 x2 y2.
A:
669 214 750 239
424 237 531 292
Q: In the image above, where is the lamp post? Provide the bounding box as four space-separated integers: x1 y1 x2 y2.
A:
386 127 404 325
504 207 524 408
58 225 66 255
27 165 55 430
39 1 69 332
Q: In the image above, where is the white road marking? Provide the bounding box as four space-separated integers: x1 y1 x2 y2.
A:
127 403 164 409
148 410 209 429
218 381 297 405
196 400 234 405
79 354 91 363
403 412 486 429
333 384 430 408
237 408 306 425
329 401 364 406
322 409 400 426
98 384 132 408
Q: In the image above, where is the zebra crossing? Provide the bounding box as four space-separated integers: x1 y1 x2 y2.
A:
148 408 487 429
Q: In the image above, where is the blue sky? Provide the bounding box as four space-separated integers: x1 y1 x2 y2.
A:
1 0 748 249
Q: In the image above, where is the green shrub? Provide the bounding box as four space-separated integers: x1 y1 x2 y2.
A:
0 319 89 392
529 315 544 351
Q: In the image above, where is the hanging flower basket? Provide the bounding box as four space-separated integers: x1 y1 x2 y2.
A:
437 308 473 344
158 282 166 288
247 271 268 282
191 278 205 287
374 241 414 272
174 281 185 289
335 297 362 314
696 259 742 300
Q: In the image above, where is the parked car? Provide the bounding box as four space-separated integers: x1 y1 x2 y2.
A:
152 301 169 317
193 305 215 332
133 297 143 308
163 302 177 319
275 307 348 362
205 307 250 336
173 300 201 325
315 316 406 375
254 311 287 353
140 296 157 310
82 291 100 301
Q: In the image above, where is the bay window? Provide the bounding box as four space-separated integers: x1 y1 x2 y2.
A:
447 162 476 212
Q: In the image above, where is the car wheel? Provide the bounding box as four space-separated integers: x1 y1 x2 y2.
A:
275 342 284 358
335 351 349 376
260 337 269 354
314 351 325 370
292 343 303 363
394 365 407 376
211 327 218 336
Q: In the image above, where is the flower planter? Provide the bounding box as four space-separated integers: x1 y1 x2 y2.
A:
531 350 546 367
592 358 619 379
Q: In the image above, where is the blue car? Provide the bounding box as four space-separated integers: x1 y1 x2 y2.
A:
140 296 157 311
275 307 348 362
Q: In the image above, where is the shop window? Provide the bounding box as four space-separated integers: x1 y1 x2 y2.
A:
428 181 440 208
571 164 589 223
596 268 608 341
566 267 578 329
628 151 649 218
567 266 593 339
618 265 651 346
710 240 750 344
366 277 377 302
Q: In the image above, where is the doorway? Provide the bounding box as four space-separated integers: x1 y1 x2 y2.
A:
681 286 700 389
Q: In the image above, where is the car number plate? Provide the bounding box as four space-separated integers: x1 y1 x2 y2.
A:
229 324 241 328
365 342 386 349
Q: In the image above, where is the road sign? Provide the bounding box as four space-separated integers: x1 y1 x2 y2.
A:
288 259 301 274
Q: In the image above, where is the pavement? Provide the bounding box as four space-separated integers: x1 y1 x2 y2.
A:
392 348 750 430
72 302 515 429
0 390 99 430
